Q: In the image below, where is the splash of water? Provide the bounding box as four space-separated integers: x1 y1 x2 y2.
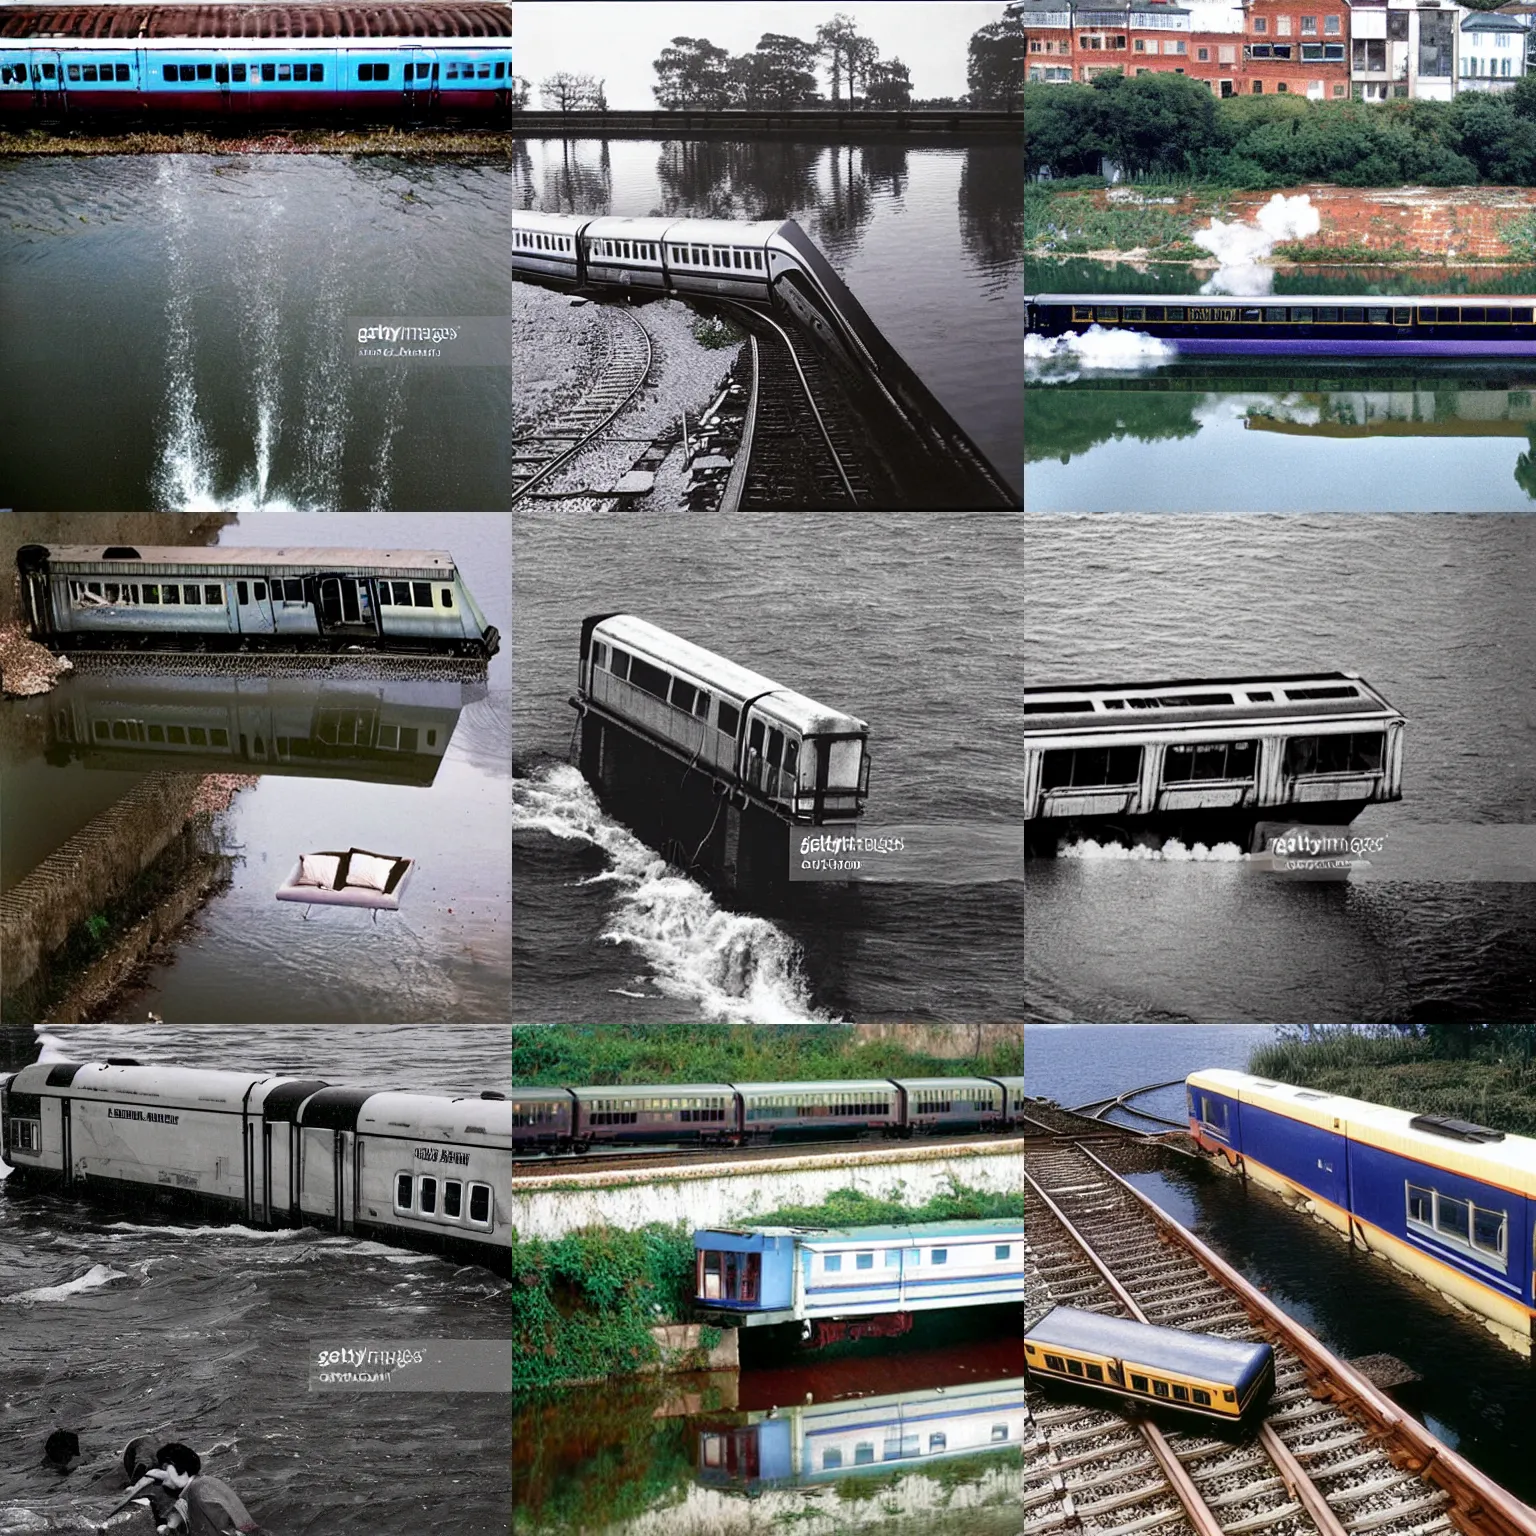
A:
513 764 830 1024
1059 838 1247 861
1025 324 1177 384
1196 193 1321 296
3 1263 132 1304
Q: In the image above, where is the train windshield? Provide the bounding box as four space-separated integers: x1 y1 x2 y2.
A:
801 735 869 807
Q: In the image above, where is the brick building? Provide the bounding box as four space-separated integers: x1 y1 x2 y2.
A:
1346 0 1456 100
1021 0 1246 90
1243 0 1351 97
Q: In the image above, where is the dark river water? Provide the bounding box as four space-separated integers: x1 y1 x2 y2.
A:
1026 260 1536 512
512 507 1024 1024
0 156 510 512
1021 515 1536 1023
0 1025 510 1535
0 512 512 1024
1026 1023 1536 1504
516 136 1023 496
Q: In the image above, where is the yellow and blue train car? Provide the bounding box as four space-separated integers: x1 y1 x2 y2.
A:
1024 1305 1275 1429
1187 1068 1536 1353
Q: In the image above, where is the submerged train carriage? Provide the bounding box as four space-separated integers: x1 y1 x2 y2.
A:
0 1060 512 1270
573 614 869 892
18 545 499 659
0 4 512 119
1021 671 1405 854
1024 1305 1276 1430
1026 293 1536 357
1187 1069 1536 1353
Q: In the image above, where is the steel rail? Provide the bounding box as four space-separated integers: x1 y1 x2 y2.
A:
1071 1078 1188 1129
715 332 757 516
1072 1143 1536 1536
509 304 652 506
720 299 859 505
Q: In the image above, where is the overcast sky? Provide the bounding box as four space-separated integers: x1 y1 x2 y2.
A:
512 2 1014 108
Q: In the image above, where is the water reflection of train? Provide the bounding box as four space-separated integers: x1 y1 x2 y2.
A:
696 1377 1024 1489
44 675 468 786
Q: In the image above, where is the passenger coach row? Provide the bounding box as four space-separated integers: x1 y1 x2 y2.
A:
512 1075 1028 1152
1 1061 512 1271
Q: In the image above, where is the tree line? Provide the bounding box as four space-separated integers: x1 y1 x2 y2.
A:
516 10 1024 114
1028 70 1536 185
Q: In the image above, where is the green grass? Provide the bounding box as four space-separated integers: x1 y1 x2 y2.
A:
1025 189 1207 258
1248 1026 1536 1134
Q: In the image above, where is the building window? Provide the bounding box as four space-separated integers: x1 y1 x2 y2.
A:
1198 45 1210 59
1253 16 1267 32
1300 15 1316 33
1278 14 1292 34
1324 13 1340 33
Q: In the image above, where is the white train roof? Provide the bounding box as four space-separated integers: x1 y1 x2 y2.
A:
733 1079 899 1095
898 1076 1007 1091
42 545 457 575
10 1061 268 1106
661 218 787 245
569 1083 736 1100
594 614 868 738
5 36 510 52
356 1090 511 1142
512 211 587 232
582 216 681 240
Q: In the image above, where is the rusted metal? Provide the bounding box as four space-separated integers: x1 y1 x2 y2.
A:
0 5 510 41
1073 1143 1536 1536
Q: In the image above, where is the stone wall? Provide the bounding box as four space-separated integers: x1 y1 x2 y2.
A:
851 1022 1023 1061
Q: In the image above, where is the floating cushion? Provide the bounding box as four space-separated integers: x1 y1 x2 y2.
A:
296 853 341 889
345 851 398 892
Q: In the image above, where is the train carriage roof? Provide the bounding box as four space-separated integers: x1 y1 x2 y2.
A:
1020 672 1402 735
0 6 512 41
733 1079 899 1096
1028 293 1536 307
357 1089 511 1142
39 546 457 579
568 1083 736 1100
582 216 681 241
898 1076 1006 1092
661 219 787 246
591 615 868 738
7 1060 270 1107
699 1218 1023 1244
1027 1305 1272 1387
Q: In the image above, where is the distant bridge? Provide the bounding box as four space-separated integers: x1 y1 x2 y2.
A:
511 108 1021 140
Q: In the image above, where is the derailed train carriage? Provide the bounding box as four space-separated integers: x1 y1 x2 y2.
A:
1021 671 1405 854
572 614 870 891
17 545 500 658
0 1060 511 1271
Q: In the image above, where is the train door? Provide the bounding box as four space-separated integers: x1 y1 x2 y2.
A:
299 1125 338 1226
404 46 439 111
315 575 379 641
233 577 275 636
30 50 63 112
801 735 868 821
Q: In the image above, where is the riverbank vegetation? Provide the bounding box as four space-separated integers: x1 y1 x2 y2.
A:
512 1023 1021 1087
1028 71 1536 186
1248 1025 1536 1134
0 126 513 157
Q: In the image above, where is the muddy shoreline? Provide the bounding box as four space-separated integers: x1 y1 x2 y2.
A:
0 126 513 157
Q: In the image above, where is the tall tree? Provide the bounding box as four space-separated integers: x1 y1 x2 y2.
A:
865 58 912 110
540 71 601 113
652 36 732 108
967 13 1026 110
816 13 861 106
748 32 821 109
510 74 531 111
848 35 880 109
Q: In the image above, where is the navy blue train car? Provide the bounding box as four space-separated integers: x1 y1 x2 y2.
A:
1187 1069 1536 1353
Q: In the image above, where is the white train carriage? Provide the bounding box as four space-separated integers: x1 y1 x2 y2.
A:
577 614 870 824
17 544 499 658
1022 671 1405 850
0 1061 510 1270
659 218 779 301
992 1076 1028 1127
580 215 675 295
511 209 581 286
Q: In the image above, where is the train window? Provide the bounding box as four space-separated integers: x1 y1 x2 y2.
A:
440 587 453 608
824 1254 842 1273
1516 308 1534 323
148 725 165 742
1153 1380 1171 1398
1072 306 1094 323
856 1252 874 1270
72 65 85 82
995 1245 1011 1260
162 585 180 606
717 700 740 735
212 584 226 605
1489 308 1512 323
167 727 186 744
1283 731 1385 776
233 63 246 82
1044 1353 1067 1371
1367 307 1389 324
931 1249 948 1265
782 737 798 775
886 1249 901 1267
629 655 671 701
216 63 229 84
1162 739 1256 783
1242 308 1262 323
180 584 198 605
1122 306 1146 322
1040 744 1143 790
1065 1359 1084 1376
237 582 248 606
469 1183 493 1225
391 581 411 605
1317 307 1340 323
1192 1387 1213 1406
1086 1364 1104 1381
187 727 206 746
1473 1206 1506 1256
1172 1384 1190 1402
196 63 212 81
261 64 276 81
1097 307 1119 323
378 585 393 606
211 728 229 747
1464 307 1487 323
669 677 698 713
1246 690 1273 701
443 1181 463 1219
1285 684 1357 700
412 582 431 607
1197 1092 1229 1133
395 1174 412 1210
1163 306 1185 321
609 648 631 681
766 729 784 769
420 1177 438 1214
1130 1373 1149 1391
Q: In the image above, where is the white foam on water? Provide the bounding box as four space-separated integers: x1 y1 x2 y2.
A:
0 1508 52 1534
514 764 829 1024
34 1031 71 1062
1196 193 1321 296
1026 325 1178 384
103 1222 308 1241
1059 838 1247 862
3 1263 131 1304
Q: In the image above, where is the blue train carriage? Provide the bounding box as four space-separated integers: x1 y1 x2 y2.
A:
1187 1069 1536 1353
17 544 499 658
1021 671 1405 855
0 1061 511 1270
568 1083 740 1147
693 1219 1027 1343
1026 292 1536 358
1024 1305 1276 1431
695 1376 1027 1489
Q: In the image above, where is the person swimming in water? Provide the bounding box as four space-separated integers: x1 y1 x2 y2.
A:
146 1444 271 1536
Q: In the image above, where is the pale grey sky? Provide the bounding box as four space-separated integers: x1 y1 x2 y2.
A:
512 2 1012 108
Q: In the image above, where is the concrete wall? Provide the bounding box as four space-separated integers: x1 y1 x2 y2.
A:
512 1139 1024 1240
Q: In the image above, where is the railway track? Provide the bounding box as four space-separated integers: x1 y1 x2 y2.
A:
723 302 871 509
1024 1139 1522 1536
510 305 652 505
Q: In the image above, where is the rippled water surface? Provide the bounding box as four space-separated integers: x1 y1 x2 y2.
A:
516 136 1023 496
513 506 1024 1023
0 1025 509 1535
1026 260 1536 512
1021 517 1536 1022
0 156 510 511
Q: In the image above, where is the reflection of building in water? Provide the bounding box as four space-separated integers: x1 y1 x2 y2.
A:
47 676 467 786
1245 384 1536 435
696 1376 1024 1489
